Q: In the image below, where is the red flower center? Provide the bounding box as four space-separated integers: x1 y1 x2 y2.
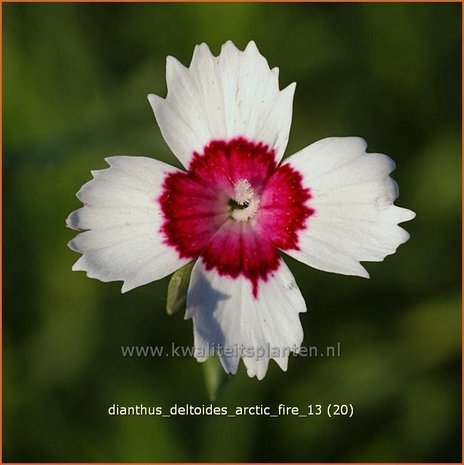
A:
159 138 314 297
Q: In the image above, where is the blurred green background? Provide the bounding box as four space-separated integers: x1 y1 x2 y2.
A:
4 2 461 462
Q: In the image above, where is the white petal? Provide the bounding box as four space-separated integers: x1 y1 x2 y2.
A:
149 41 295 168
66 156 191 292
185 258 306 380
284 137 416 277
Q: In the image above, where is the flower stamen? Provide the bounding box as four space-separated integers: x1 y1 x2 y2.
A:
230 179 260 221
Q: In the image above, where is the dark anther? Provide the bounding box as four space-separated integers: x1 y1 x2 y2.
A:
228 198 249 210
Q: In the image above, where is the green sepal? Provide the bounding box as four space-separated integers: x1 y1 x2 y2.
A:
166 261 194 315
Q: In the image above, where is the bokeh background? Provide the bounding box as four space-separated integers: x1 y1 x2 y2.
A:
4 2 461 462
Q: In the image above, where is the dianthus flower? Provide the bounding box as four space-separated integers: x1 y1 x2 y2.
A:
67 41 415 379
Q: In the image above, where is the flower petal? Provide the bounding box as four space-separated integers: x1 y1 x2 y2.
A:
185 258 306 380
66 156 191 292
284 137 416 277
149 40 295 168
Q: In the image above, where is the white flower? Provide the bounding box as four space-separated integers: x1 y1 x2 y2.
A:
66 41 415 380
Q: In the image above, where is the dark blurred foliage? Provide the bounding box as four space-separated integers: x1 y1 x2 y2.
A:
3 3 461 462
